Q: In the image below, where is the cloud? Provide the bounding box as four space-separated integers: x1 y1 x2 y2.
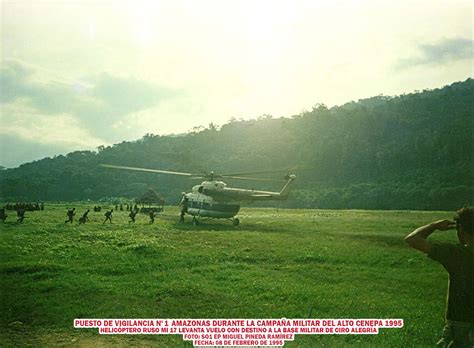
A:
90 73 176 114
121 99 207 137
0 59 34 103
397 37 473 69
0 101 103 148
0 134 74 168
0 59 182 142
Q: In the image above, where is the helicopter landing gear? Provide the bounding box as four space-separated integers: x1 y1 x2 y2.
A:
192 217 199 226
233 218 240 226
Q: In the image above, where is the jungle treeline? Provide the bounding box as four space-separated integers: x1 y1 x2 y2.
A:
1 79 472 211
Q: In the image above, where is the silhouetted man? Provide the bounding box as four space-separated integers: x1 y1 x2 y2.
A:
149 210 155 224
0 208 7 222
405 206 474 347
103 209 113 224
65 208 76 223
79 209 90 224
129 210 137 223
16 209 25 223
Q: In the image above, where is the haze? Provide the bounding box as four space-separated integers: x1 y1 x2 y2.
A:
1 0 472 168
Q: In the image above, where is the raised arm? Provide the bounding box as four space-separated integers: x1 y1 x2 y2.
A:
405 219 456 253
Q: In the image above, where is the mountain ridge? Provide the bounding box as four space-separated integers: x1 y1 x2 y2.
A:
1 78 472 210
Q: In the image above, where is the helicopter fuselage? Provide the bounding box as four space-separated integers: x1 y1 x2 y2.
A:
181 175 296 220
183 191 240 219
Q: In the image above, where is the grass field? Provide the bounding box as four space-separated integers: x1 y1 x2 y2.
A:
0 205 458 347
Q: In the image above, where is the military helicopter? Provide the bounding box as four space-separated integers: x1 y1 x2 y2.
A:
101 164 296 226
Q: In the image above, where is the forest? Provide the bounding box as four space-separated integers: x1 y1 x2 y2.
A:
1 79 472 211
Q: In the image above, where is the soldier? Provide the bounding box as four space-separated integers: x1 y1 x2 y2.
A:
129 210 137 223
79 209 90 224
0 208 7 222
179 195 188 223
405 206 474 347
149 210 155 224
16 209 25 223
103 209 113 224
65 208 76 223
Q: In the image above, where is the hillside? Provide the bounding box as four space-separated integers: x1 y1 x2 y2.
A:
1 79 473 210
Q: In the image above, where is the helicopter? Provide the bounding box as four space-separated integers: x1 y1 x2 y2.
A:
101 164 296 226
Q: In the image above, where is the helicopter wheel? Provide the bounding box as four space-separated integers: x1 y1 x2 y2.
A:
233 218 240 226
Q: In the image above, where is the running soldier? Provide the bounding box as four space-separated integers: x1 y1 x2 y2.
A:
78 209 90 224
65 208 76 223
0 208 8 222
129 210 137 223
103 209 113 224
17 209 25 223
149 210 155 224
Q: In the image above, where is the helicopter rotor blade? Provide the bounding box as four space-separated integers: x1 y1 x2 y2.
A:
187 174 284 182
223 168 298 177
100 164 196 177
101 164 290 182
220 175 286 182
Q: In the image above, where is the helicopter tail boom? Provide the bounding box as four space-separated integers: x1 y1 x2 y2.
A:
276 174 296 200
246 174 296 201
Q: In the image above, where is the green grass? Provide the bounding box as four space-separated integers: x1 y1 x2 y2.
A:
0 205 457 347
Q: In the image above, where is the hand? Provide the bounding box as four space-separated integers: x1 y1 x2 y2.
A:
431 219 456 231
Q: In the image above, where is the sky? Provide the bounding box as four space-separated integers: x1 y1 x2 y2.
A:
0 0 472 168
